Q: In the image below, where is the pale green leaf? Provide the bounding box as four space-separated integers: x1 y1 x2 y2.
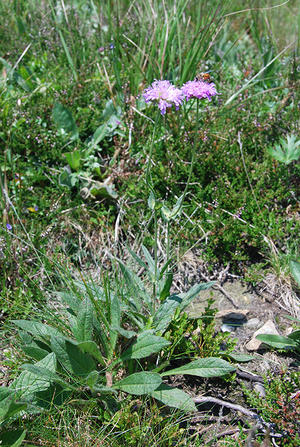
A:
161 357 235 378
52 102 78 140
150 384 196 412
256 334 298 349
74 297 93 342
153 295 181 333
290 260 300 286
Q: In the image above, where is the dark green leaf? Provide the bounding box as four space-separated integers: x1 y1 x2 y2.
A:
112 372 162 395
51 337 96 377
52 102 78 140
0 429 26 447
225 353 254 363
121 334 170 361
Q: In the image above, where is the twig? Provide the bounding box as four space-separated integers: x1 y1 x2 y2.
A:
210 427 241 441
236 368 264 383
192 395 258 419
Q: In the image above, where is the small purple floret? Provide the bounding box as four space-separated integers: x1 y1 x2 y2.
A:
143 80 185 115
181 80 218 101
6 223 12 231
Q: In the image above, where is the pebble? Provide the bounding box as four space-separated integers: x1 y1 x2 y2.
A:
244 318 261 329
245 320 279 351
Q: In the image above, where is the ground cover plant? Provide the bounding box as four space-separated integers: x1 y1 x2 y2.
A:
0 0 299 446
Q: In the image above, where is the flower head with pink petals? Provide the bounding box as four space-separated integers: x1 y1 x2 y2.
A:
181 80 218 101
143 80 185 115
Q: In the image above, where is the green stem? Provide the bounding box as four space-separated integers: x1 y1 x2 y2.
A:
179 98 200 212
153 208 158 307
146 111 161 192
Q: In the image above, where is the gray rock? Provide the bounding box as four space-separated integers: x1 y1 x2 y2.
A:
245 320 279 351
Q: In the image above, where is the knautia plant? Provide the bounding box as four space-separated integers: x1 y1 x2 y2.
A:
141 76 218 289
143 80 185 115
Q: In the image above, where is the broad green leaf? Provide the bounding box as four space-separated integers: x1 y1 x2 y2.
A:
110 294 121 329
84 371 99 388
0 387 12 401
153 295 182 333
0 395 27 424
256 334 298 349
50 337 96 377
150 384 196 412
158 272 173 301
111 325 137 339
65 150 81 171
58 169 78 188
120 335 170 361
74 297 93 342
20 364 71 390
141 245 155 275
225 353 254 363
0 429 26 447
12 320 62 340
287 330 300 342
179 282 215 312
88 124 108 150
52 102 78 140
118 261 149 310
112 372 162 395
290 260 300 286
161 357 235 378
89 183 118 200
76 341 105 365
10 353 56 397
22 345 50 361
57 291 81 312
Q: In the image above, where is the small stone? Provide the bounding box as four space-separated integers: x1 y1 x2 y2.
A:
221 323 237 332
253 382 266 398
244 318 261 329
245 320 279 351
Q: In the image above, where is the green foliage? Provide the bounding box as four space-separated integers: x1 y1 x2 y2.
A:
290 259 300 286
243 370 300 446
4 265 235 425
1 1 300 444
256 330 300 354
163 299 237 361
267 135 300 165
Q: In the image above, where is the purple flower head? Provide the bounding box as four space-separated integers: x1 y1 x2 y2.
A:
181 80 218 101
143 80 184 115
6 223 12 231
